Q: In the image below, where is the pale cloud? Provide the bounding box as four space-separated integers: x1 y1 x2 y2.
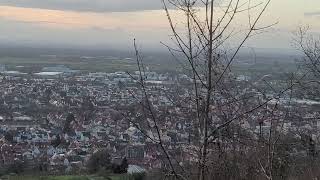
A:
0 6 169 31
0 5 171 49
305 11 320 17
0 0 219 12
0 0 164 12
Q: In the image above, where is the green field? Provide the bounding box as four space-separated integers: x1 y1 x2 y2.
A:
0 57 180 73
0 57 138 73
0 55 297 75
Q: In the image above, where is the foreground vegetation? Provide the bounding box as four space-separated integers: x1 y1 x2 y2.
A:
3 175 90 180
2 173 145 180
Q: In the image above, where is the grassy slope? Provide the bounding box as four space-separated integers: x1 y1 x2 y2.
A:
4 175 90 180
4 174 129 180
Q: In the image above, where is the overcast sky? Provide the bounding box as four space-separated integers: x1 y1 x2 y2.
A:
0 0 319 51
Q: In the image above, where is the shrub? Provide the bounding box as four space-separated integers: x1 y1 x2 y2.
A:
129 173 145 180
86 149 111 173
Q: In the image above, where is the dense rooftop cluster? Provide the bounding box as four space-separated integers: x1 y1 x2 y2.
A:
0 65 319 175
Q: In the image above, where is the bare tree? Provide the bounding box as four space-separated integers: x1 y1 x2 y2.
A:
291 27 320 179
124 1 310 180
295 26 320 81
160 0 273 179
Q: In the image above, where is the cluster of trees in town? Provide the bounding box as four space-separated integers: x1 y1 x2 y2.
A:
86 149 129 175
